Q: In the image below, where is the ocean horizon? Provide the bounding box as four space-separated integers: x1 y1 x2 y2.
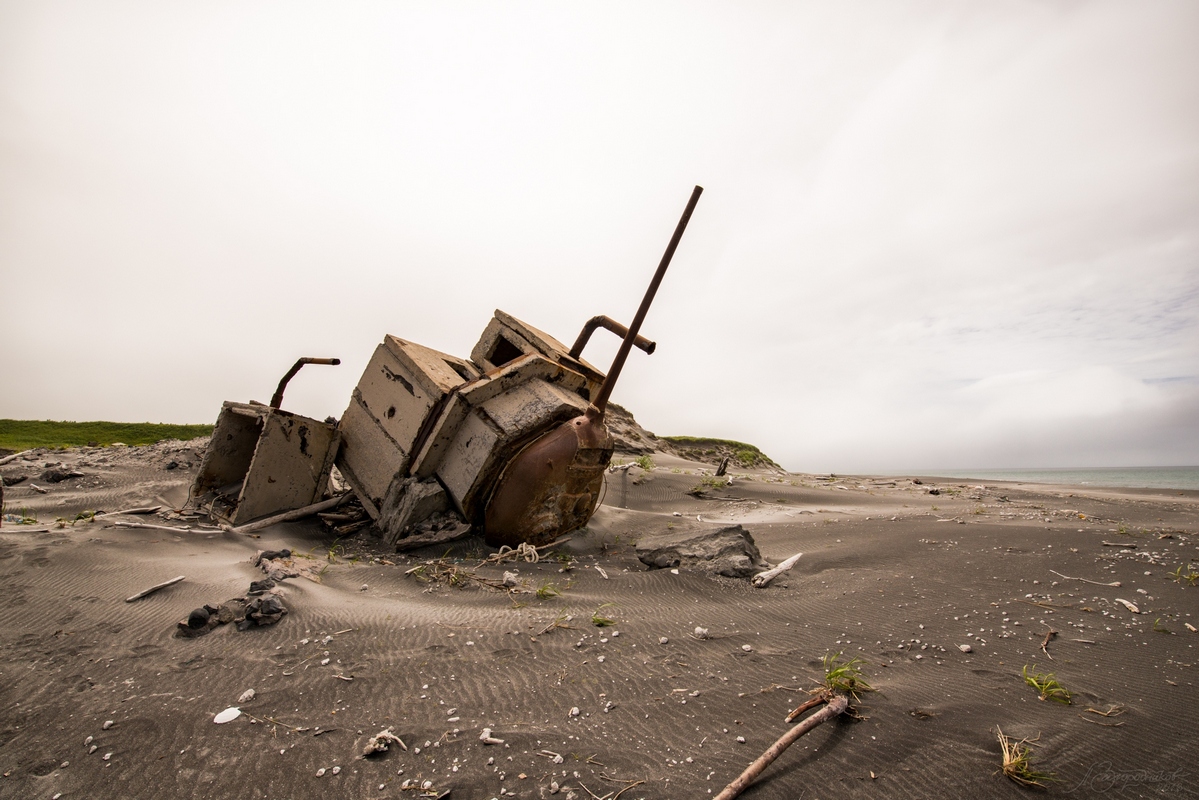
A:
910 465 1199 491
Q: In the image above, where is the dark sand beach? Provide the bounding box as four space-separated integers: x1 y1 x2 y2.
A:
1 438 1197 799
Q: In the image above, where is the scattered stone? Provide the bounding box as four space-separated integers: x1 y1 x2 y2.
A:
569 707 580 717
693 627 709 639
741 644 753 652
316 767 326 777
187 608 210 629
331 766 341 775
958 644 972 653
102 720 114 730
479 727 505 745
247 579 275 596
238 689 256 704
635 524 768 578
659 637 669 644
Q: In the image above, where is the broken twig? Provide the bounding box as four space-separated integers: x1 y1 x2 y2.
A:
1040 629 1058 660
714 693 848 800
125 575 185 602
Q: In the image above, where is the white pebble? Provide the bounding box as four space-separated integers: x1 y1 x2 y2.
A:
238 689 256 704
316 768 326 777
736 736 746 743
569 707 580 717
742 644 753 652
659 637 669 645
331 766 341 775
102 720 114 730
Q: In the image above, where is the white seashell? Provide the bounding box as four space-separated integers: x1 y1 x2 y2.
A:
213 707 241 724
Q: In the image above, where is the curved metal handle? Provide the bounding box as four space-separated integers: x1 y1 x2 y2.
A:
569 315 656 360
270 357 341 409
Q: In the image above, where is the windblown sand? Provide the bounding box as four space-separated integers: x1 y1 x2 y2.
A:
1 442 1197 799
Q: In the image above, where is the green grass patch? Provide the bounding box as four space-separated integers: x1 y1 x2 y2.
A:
660 435 778 468
822 651 873 699
0 420 213 451
1023 665 1072 704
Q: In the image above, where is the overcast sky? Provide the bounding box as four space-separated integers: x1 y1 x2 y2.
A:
2 1 1196 473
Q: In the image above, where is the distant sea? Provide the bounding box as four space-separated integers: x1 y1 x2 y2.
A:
922 466 1199 491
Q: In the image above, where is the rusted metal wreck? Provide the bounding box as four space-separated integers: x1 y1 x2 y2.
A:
193 186 702 548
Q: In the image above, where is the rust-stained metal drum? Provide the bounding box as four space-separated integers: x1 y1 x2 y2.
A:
482 406 613 547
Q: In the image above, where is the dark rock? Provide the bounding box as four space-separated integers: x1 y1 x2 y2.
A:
247 579 276 596
239 595 288 629
0 473 25 486
635 524 768 579
928 488 940 495
41 466 82 483
164 461 179 471
187 607 210 629
255 549 292 566
912 478 923 485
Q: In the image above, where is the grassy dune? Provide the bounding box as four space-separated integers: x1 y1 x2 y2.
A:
0 419 213 452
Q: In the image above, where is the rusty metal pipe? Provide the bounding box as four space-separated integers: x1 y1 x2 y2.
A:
568 315 656 360
270 357 341 409
591 185 702 414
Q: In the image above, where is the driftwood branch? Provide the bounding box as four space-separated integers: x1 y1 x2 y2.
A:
1049 569 1120 587
125 575 185 602
714 693 849 800
0 450 32 467
98 506 163 517
753 552 803 588
225 494 351 535
110 521 221 534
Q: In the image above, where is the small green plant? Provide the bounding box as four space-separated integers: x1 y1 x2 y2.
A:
634 455 654 471
536 582 562 600
1023 665 1072 704
687 476 728 496
4 507 38 525
996 727 1054 787
1169 564 1199 586
822 651 873 699
592 603 616 627
1152 618 1173 634
1117 523 1128 535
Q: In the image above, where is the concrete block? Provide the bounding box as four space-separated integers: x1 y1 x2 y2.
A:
376 477 451 546
192 402 338 525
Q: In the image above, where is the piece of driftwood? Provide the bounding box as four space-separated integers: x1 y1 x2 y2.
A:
714 693 849 800
99 506 163 517
225 493 351 535
753 552 803 587
111 521 220 534
1049 569 1120 587
394 521 473 552
125 575 185 602
0 450 32 467
28 483 49 494
1102 541 1135 548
